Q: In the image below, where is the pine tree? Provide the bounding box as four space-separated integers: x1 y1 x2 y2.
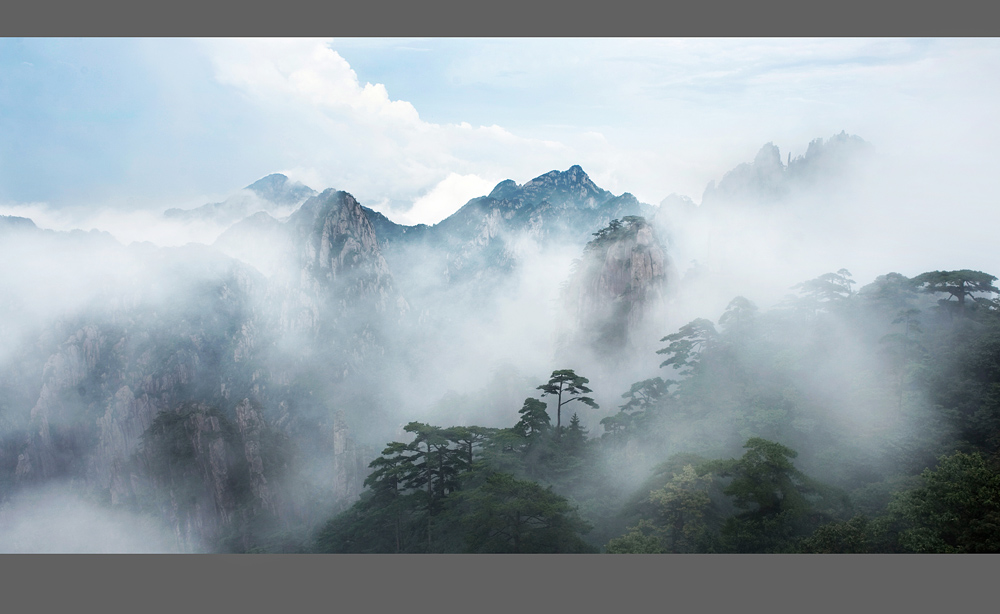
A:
537 369 598 437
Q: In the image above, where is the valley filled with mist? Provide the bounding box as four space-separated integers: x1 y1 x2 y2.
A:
2 132 999 553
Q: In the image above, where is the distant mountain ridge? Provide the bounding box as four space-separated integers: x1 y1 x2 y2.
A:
354 165 655 289
164 173 317 226
701 131 870 207
362 165 651 246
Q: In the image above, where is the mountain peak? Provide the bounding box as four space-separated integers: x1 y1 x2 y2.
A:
0 215 38 231
488 179 519 200
518 165 607 206
484 166 601 205
701 133 868 207
245 173 289 191
754 143 783 169
245 174 316 207
165 173 317 225
530 165 590 184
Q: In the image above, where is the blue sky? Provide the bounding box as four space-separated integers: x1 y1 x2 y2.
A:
2 38 999 231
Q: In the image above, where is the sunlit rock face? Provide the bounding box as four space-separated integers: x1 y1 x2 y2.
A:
561 217 668 356
289 189 402 318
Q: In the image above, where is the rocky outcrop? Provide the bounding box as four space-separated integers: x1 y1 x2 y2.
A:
235 398 275 515
562 217 668 355
96 385 158 505
279 189 407 333
15 325 102 482
295 190 396 305
134 403 241 552
331 410 370 508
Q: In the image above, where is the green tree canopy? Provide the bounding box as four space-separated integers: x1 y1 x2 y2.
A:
889 451 1000 553
790 268 855 310
657 318 718 375
512 398 551 440
718 296 758 334
537 369 599 434
700 437 815 518
911 269 999 319
455 471 595 553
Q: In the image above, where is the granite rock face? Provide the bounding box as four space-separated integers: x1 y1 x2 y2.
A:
16 325 102 482
330 410 371 508
562 217 668 356
235 398 276 516
290 189 401 317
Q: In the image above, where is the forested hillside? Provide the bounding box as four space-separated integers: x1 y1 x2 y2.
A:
314 260 1000 553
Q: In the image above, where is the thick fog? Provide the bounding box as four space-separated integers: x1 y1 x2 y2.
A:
0 482 194 553
5 137 971 489
2 39 999 552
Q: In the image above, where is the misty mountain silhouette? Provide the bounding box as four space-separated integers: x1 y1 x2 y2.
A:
164 173 317 226
701 132 870 207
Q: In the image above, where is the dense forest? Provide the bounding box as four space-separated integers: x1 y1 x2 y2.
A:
313 248 1000 553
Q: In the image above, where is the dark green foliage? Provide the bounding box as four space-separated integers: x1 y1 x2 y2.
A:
604 522 666 553
858 272 919 318
797 515 876 553
314 489 419 553
313 371 604 553
312 265 1000 554
603 377 673 444
693 438 848 552
315 430 597 553
588 216 646 247
444 425 496 470
791 268 855 307
537 369 598 433
564 413 588 454
888 451 1000 553
454 471 596 553
657 318 718 375
912 269 999 319
718 296 758 335
700 438 814 517
513 398 551 439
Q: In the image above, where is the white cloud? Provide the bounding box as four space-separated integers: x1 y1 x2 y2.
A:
197 38 583 218
0 485 192 553
0 201 229 246
386 173 499 226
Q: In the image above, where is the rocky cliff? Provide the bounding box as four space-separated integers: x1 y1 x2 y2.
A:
561 216 669 356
